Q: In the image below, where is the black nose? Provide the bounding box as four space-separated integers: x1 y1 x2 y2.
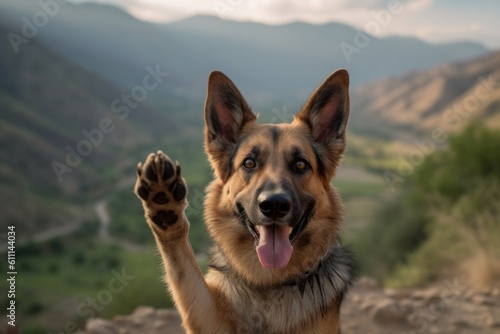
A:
258 192 292 220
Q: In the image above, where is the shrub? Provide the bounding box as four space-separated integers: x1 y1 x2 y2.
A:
73 251 86 265
355 123 500 287
48 263 59 274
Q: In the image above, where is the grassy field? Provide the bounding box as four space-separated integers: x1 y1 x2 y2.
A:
5 234 173 334
333 166 389 252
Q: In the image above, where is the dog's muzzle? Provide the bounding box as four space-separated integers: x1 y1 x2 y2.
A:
236 202 315 269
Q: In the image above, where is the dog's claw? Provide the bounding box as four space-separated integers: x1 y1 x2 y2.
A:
137 162 143 176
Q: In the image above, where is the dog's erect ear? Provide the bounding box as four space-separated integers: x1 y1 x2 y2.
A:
204 71 256 180
294 69 350 176
296 69 350 146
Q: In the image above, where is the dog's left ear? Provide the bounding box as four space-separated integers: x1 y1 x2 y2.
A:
204 71 257 181
294 69 350 175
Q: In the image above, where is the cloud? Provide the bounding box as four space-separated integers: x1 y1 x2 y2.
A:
121 0 406 23
75 0 500 47
407 0 433 12
128 4 189 22
414 22 496 45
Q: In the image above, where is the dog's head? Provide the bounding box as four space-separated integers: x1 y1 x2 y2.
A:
204 70 349 284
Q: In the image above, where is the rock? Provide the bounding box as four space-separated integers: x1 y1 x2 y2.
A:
153 320 171 329
428 325 443 333
463 290 475 301
451 319 472 328
83 307 184 334
411 287 443 304
356 276 379 290
479 288 493 297
157 308 182 320
131 318 143 326
411 290 425 300
132 305 156 318
486 314 500 328
472 295 497 306
350 293 361 303
399 299 416 313
371 299 407 324
384 288 410 300
86 319 116 334
421 288 442 304
360 300 375 312
113 315 133 325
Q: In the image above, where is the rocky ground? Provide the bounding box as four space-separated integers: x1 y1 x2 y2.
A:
84 277 500 334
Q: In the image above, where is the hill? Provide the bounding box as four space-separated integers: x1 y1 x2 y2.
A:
350 50 500 140
0 1 489 106
0 23 173 236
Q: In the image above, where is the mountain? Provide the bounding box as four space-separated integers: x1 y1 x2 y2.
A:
0 0 495 236
350 50 500 140
0 1 489 106
0 23 174 235
162 16 489 99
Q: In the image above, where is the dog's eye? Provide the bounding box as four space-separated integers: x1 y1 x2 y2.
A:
293 159 308 172
243 158 256 170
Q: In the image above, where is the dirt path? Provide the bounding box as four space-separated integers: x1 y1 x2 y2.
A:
83 277 500 333
96 200 111 240
0 205 93 253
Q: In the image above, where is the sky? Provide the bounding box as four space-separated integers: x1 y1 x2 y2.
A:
74 0 500 48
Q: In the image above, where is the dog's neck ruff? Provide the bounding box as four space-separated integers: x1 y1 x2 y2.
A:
208 242 356 300
281 244 356 298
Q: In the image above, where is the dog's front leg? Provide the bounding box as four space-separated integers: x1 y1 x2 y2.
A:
134 151 231 333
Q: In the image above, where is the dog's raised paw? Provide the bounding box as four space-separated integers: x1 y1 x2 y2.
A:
134 150 187 230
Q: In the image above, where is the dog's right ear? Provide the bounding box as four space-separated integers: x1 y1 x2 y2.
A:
204 71 256 181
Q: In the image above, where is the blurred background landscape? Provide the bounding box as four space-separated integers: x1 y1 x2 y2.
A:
0 0 499 332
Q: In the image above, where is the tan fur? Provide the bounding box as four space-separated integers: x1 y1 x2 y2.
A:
134 69 355 333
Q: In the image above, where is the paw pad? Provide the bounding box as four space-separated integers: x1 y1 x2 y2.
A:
146 163 158 181
151 210 178 227
134 151 188 230
162 161 174 180
153 192 169 204
168 181 186 202
137 186 149 201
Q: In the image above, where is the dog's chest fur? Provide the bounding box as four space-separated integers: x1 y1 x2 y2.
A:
207 245 355 333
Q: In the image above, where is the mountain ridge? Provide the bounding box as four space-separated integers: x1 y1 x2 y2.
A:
0 1 489 104
350 50 500 140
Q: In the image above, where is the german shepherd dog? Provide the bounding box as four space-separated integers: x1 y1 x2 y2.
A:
134 69 355 333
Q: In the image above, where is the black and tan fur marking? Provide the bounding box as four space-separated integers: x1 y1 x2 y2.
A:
134 69 355 333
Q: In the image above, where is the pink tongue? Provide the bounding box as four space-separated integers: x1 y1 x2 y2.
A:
256 225 293 269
